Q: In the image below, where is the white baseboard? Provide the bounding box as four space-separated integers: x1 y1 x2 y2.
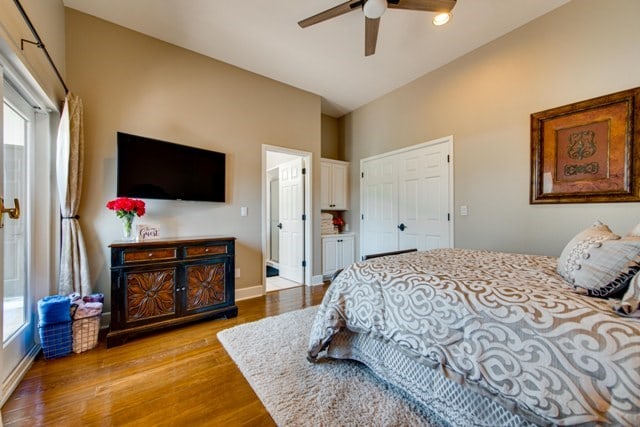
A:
236 285 263 301
2 343 39 406
311 275 324 285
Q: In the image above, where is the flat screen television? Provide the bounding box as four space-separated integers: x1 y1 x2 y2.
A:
116 132 226 202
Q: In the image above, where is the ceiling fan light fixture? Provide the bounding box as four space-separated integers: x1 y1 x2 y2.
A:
363 0 388 19
432 12 451 26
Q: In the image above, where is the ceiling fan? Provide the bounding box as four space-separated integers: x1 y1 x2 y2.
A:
298 0 457 56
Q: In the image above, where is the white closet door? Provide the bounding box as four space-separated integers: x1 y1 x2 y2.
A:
361 156 398 257
398 141 451 250
361 137 452 259
278 157 304 283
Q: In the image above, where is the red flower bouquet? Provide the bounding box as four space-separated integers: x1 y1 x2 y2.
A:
106 197 146 239
332 216 345 232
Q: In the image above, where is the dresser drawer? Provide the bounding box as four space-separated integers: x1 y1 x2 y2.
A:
123 247 177 263
184 244 227 258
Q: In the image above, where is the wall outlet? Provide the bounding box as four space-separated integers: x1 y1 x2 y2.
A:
235 268 240 278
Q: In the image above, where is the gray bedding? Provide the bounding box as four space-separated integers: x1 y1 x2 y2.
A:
308 249 640 426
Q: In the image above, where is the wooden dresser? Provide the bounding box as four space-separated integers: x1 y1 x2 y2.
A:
107 236 237 347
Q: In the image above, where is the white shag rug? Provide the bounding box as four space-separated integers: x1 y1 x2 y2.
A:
217 306 446 426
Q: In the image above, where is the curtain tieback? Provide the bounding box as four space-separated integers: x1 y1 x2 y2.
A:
61 215 80 219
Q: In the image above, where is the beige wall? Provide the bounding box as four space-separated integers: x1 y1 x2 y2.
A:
65 9 322 309
342 0 640 257
321 114 340 159
0 0 66 106
0 1 64 303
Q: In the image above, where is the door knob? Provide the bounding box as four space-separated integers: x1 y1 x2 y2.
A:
397 223 406 231
276 223 283 229
0 197 20 229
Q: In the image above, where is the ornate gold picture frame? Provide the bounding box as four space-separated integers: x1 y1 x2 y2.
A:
530 87 640 204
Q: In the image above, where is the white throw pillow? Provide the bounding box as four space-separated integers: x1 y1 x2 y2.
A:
626 222 640 237
557 221 620 283
573 238 640 298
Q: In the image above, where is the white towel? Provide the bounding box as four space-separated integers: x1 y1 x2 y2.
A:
321 213 334 220
72 301 102 353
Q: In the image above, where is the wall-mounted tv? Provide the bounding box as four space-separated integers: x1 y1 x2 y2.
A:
117 132 226 202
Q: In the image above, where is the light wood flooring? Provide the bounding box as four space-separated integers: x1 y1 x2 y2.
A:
1 284 329 426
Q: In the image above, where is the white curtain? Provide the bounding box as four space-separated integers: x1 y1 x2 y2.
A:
56 92 91 296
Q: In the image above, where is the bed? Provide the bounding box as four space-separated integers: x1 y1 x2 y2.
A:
307 246 640 426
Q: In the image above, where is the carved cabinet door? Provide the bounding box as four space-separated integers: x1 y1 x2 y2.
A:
123 266 177 325
183 260 228 313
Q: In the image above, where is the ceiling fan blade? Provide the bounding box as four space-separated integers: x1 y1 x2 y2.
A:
365 17 380 56
387 0 456 13
298 0 365 28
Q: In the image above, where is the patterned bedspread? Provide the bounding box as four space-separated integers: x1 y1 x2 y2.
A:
308 249 640 426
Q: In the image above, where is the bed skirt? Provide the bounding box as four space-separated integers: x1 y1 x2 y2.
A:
327 330 542 427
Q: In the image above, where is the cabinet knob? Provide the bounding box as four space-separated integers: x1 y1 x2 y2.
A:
182 287 186 291
148 253 153 257
205 248 209 252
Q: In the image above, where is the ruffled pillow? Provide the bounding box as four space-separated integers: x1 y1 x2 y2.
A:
557 221 620 283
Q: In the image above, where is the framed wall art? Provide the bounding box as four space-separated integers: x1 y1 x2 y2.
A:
530 87 640 204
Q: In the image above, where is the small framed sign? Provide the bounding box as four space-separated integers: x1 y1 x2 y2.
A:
136 224 160 241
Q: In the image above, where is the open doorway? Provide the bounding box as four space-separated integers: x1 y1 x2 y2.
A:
262 146 313 293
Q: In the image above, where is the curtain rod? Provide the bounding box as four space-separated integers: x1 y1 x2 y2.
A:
13 0 69 95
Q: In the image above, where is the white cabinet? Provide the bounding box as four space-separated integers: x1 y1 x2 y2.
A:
320 159 349 210
322 234 355 278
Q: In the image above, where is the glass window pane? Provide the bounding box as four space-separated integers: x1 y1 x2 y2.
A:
3 101 27 342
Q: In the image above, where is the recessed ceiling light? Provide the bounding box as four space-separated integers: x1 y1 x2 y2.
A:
433 12 451 26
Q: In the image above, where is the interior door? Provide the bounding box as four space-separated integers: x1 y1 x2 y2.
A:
278 157 304 283
269 177 279 263
2 78 34 383
361 138 452 259
361 155 398 257
398 142 451 250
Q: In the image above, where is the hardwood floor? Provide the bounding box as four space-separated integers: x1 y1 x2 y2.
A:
2 284 329 426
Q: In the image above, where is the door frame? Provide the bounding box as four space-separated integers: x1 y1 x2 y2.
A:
359 135 454 260
265 167 279 265
261 145 313 291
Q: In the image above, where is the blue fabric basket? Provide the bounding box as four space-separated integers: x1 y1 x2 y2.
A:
38 295 71 325
39 321 72 359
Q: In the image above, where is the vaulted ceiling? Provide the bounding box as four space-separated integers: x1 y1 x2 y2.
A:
63 0 569 117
